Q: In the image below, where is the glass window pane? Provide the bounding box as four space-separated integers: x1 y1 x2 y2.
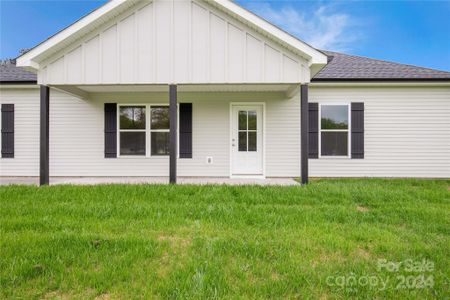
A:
239 111 247 130
248 110 257 130
248 132 257 151
120 132 145 155
238 132 247 151
321 105 348 129
151 132 170 155
120 106 146 129
321 132 348 156
151 106 170 129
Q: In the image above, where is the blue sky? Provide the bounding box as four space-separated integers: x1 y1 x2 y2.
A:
1 0 449 71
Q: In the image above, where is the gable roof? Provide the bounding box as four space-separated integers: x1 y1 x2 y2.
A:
16 0 327 72
313 50 450 81
0 63 37 83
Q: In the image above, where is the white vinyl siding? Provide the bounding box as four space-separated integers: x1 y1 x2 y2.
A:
309 86 450 178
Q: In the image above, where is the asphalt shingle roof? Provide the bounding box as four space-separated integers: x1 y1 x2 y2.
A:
0 63 37 83
313 50 450 81
1 50 449 83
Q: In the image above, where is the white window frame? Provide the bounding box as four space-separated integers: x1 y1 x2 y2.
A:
117 104 179 158
117 104 147 157
318 103 351 159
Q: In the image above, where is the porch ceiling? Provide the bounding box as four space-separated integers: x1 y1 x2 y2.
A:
50 84 300 99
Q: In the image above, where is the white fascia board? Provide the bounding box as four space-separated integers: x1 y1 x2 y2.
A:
309 81 450 87
0 84 39 89
213 0 328 65
16 0 135 71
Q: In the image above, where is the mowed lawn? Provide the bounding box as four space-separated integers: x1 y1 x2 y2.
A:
0 179 448 299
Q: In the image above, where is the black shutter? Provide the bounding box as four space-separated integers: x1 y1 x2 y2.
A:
104 103 117 158
179 103 192 158
351 102 364 159
1 104 14 158
308 103 318 158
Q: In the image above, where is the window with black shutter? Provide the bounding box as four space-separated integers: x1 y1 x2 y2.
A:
179 103 192 158
105 103 193 158
104 103 117 158
351 102 364 159
308 103 318 158
1 104 14 158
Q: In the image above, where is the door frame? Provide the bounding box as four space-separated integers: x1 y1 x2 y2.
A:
229 102 266 179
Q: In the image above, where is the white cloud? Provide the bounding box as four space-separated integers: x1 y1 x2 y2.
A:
246 2 360 51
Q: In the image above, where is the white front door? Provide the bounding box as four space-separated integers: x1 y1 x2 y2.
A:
231 105 263 176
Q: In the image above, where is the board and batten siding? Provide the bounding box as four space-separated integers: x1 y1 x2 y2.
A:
38 0 309 85
0 87 300 177
309 86 450 178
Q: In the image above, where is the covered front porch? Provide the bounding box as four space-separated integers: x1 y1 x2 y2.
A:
37 83 310 185
15 0 327 186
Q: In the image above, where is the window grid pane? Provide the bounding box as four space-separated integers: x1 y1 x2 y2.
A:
248 131 257 151
239 131 247 151
321 132 348 156
239 111 247 130
151 106 170 130
321 105 348 130
248 110 257 130
151 131 170 155
120 106 146 130
120 132 146 156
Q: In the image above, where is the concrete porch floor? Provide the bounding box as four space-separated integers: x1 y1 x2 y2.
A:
0 177 299 186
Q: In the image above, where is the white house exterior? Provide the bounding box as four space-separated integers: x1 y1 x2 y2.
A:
1 0 449 184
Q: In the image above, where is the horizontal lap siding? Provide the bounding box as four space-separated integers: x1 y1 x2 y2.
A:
0 89 39 176
309 86 450 178
0 89 300 177
265 96 300 176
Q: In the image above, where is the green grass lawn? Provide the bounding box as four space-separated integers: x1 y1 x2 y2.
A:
0 179 449 299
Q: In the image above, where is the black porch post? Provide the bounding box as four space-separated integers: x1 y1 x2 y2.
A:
169 84 178 184
40 85 50 186
300 84 309 184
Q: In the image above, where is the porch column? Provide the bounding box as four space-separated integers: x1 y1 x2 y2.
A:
300 84 309 184
40 85 50 186
169 84 178 184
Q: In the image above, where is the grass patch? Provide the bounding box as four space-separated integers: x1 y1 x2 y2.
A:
0 178 449 299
